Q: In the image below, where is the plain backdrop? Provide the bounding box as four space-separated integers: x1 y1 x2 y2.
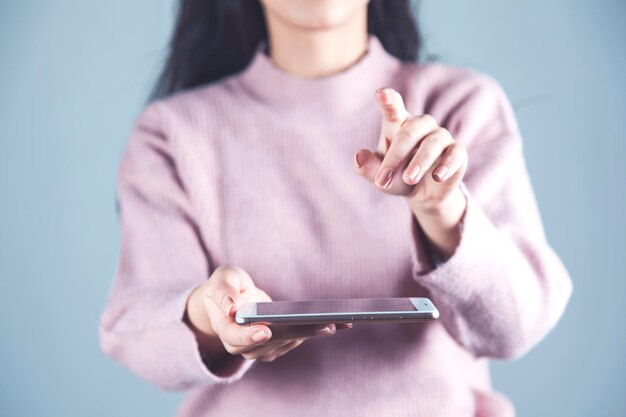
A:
1 1 624 416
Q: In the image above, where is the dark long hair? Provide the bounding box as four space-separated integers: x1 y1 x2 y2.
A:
151 0 421 100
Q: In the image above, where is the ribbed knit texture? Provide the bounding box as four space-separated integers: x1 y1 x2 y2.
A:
100 35 572 417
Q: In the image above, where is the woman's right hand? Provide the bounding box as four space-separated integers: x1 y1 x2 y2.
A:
185 265 351 365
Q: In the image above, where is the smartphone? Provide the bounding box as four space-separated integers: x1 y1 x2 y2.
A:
234 297 439 325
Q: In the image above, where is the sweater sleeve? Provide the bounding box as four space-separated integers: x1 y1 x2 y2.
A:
408 72 573 360
99 102 255 391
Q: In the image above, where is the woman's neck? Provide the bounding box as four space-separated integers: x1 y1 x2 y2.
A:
263 7 369 78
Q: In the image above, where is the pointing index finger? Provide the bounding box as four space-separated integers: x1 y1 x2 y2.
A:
375 87 409 125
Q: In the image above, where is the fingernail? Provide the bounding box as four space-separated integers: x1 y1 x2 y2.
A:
354 152 363 168
375 168 394 189
375 88 387 102
222 296 235 316
433 165 449 181
252 329 270 342
403 165 421 184
315 326 334 336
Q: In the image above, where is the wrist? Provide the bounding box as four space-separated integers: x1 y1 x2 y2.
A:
409 187 467 224
409 188 468 260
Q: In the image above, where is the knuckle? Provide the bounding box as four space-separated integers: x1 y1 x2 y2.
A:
405 119 425 136
215 281 236 294
443 145 468 169
230 265 249 278
434 126 450 137
393 129 414 147
416 114 437 126
384 151 404 165
211 280 228 292
415 147 437 164
213 266 237 285
455 142 467 155
448 142 466 160
399 113 414 128
421 134 440 148
442 152 459 166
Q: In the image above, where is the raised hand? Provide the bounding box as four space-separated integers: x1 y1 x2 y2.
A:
354 87 468 215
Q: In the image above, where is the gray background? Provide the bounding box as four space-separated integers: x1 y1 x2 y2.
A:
1 0 624 416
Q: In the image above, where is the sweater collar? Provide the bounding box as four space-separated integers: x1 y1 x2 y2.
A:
234 35 403 124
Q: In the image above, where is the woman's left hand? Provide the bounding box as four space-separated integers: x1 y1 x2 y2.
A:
354 87 468 216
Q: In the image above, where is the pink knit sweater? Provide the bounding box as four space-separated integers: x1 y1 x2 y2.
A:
100 35 572 417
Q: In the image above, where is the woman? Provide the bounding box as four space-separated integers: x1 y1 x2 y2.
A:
100 0 572 416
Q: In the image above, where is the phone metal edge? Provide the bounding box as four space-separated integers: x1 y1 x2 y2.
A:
236 297 440 325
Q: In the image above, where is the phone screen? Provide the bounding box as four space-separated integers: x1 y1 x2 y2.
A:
256 298 418 315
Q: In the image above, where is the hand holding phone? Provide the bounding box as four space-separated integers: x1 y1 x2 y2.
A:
186 265 352 364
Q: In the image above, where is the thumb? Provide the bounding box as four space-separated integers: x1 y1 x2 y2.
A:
210 266 252 317
354 148 382 183
221 289 240 318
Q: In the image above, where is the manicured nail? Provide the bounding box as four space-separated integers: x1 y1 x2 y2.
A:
354 152 363 168
375 168 394 189
375 88 387 102
315 326 334 336
433 165 449 181
403 164 421 184
222 296 235 316
252 329 270 342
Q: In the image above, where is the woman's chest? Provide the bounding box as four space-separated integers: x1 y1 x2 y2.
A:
184 117 426 300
